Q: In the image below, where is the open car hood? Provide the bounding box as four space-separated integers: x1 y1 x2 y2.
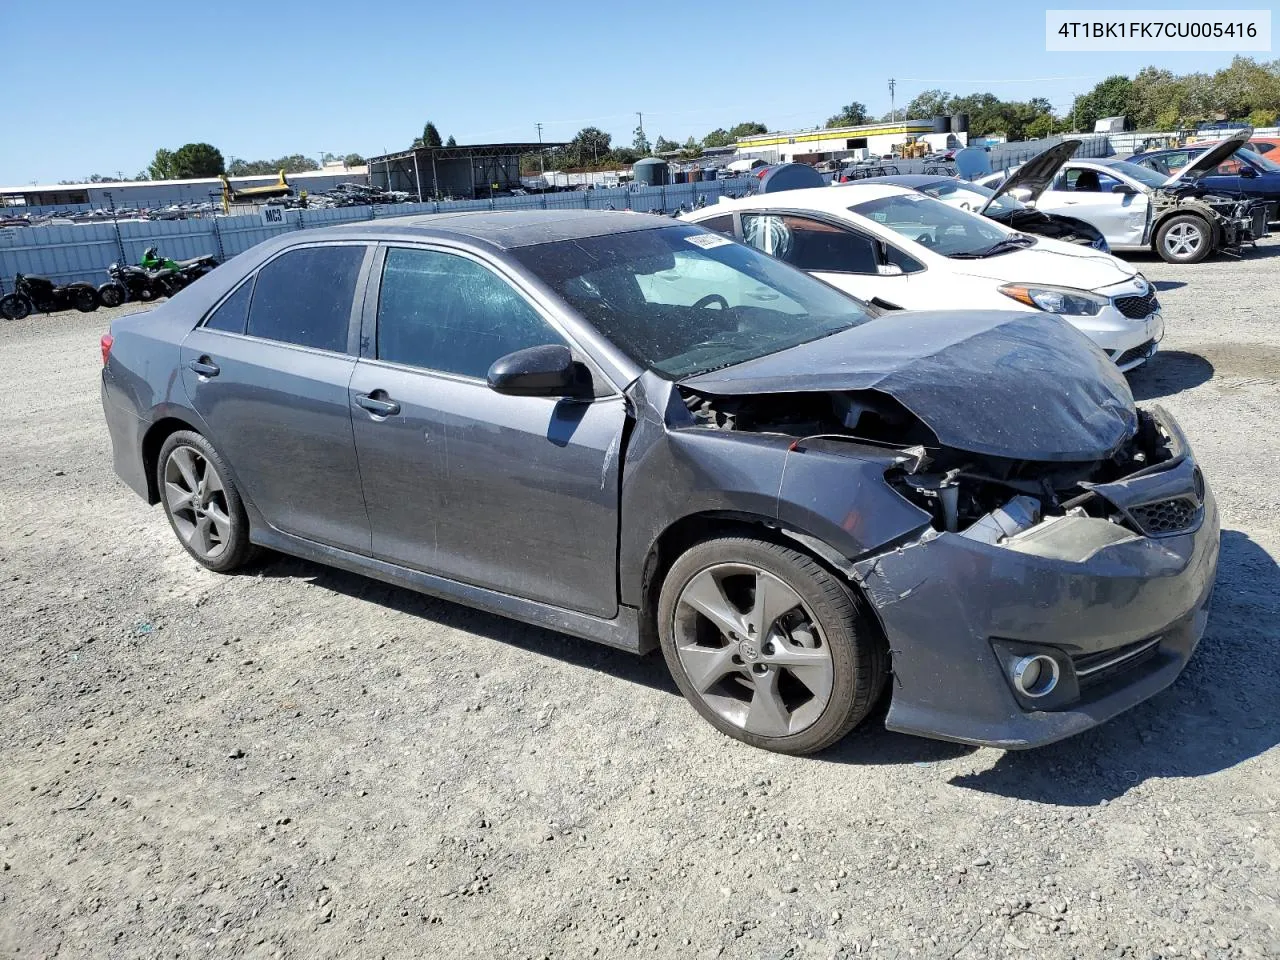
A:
979 139 1081 214
680 309 1137 462
1163 127 1253 186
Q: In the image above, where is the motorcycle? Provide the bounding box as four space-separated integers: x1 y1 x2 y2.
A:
1 273 99 320
97 248 219 307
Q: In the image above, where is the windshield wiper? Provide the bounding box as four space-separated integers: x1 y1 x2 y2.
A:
950 232 1037 259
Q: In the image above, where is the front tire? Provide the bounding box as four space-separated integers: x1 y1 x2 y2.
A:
97 282 126 308
71 285 99 312
1155 214 1212 264
157 431 255 573
657 536 887 754
0 293 31 320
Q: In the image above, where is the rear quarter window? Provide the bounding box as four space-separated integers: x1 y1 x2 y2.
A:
203 279 253 334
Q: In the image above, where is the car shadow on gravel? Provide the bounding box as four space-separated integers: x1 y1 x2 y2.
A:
249 554 680 693
1128 350 1214 399
1151 280 1187 292
945 529 1280 806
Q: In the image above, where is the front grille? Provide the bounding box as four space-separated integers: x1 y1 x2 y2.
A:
1073 637 1161 690
1113 339 1157 367
1114 291 1160 319
1129 496 1198 536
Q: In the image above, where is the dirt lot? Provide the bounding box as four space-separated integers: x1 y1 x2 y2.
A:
2 242 1278 960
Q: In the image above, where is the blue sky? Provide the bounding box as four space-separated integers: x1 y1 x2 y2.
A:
1 0 1274 185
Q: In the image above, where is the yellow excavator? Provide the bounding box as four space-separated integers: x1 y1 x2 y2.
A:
219 170 292 212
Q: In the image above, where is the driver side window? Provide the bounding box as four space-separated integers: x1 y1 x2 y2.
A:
740 213 880 274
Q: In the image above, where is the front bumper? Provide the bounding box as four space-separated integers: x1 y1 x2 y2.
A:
1065 303 1163 372
851 423 1220 750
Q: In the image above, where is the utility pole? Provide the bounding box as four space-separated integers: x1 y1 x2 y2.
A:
888 78 897 123
535 123 545 175
637 111 645 153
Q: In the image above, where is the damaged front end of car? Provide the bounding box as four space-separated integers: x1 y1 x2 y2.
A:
673 311 1220 748
1153 188 1270 252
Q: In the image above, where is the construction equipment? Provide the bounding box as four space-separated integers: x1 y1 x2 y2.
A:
219 170 292 212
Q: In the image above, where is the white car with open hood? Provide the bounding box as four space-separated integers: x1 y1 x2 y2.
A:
681 183 1162 371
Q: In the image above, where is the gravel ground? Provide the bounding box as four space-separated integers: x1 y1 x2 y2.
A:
1 242 1278 960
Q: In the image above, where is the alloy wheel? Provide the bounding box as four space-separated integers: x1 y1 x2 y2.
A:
1164 222 1203 258
672 562 834 737
163 445 233 561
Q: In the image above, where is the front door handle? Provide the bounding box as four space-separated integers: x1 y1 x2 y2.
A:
355 392 400 416
188 357 220 377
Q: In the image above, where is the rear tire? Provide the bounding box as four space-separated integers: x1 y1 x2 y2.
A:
657 536 887 754
71 286 99 312
157 431 256 573
1155 214 1212 264
0 293 31 320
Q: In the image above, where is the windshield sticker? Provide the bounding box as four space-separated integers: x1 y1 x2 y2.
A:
686 233 734 250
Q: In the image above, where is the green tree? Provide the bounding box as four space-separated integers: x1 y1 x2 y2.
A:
826 101 870 127
1070 75 1134 132
148 148 178 180
728 121 768 138
415 122 443 148
1024 114 1057 140
680 136 702 159
445 135 456 147
171 142 226 179
570 126 612 165
632 126 652 155
702 128 733 148
1250 107 1277 127
654 135 680 153
343 153 366 166
903 89 951 119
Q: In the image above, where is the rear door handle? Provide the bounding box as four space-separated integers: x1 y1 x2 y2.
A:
355 393 400 416
188 357 220 377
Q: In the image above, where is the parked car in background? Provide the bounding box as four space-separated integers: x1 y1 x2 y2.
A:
1127 141 1280 220
683 184 1162 370
979 132 1270 264
859 140 1110 252
101 210 1218 755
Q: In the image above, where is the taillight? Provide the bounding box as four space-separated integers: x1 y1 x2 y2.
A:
100 333 113 367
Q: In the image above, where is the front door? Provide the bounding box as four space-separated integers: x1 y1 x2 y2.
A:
1037 168 1148 248
739 211 916 305
180 243 373 553
348 245 626 618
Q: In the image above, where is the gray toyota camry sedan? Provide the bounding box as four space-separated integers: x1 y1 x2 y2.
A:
100 210 1218 754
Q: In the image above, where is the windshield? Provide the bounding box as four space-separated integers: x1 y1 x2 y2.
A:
512 224 875 379
1102 160 1169 189
916 179 1023 216
848 192 1018 257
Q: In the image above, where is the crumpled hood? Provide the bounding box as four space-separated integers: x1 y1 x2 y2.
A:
681 309 1138 462
952 244 1135 290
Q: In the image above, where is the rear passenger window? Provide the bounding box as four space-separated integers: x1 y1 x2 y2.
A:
203 280 253 333
696 215 734 235
246 245 365 352
377 248 567 379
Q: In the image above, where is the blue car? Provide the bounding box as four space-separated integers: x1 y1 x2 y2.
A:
1129 141 1280 221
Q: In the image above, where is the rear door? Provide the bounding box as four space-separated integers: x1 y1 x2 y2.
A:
347 244 626 617
1037 167 1148 248
180 243 374 553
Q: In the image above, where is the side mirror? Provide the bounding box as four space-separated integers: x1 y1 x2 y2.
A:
487 344 585 397
1239 165 1258 179
1111 183 1137 195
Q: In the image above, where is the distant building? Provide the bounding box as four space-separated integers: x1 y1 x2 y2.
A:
0 168 370 211
734 119 968 163
367 143 567 200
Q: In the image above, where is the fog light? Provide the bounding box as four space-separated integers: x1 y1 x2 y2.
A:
1012 654 1060 699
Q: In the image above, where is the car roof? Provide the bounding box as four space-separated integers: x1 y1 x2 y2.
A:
271 209 673 251
692 183 915 215
855 174 950 188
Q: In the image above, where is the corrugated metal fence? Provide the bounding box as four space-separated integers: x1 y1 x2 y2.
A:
0 180 754 290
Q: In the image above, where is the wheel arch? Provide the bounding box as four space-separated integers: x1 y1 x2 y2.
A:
1151 207 1217 252
140 416 203 505
637 510 880 653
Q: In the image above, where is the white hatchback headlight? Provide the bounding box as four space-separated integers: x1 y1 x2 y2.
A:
999 283 1107 317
